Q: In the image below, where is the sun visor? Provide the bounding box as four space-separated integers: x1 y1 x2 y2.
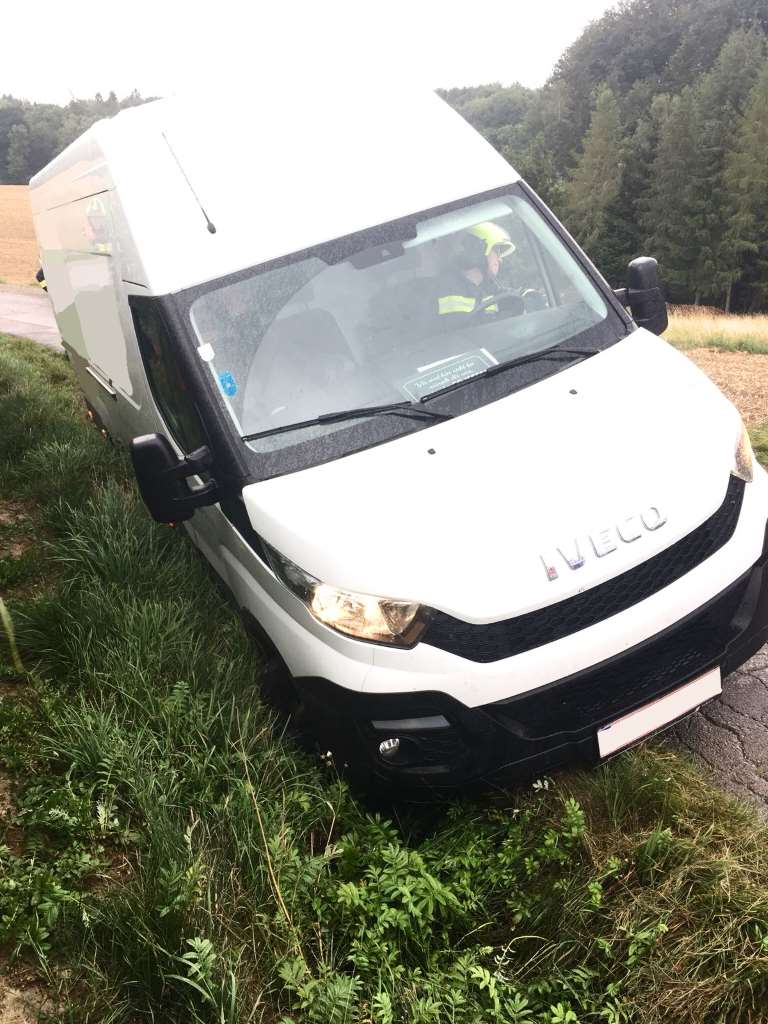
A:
404 199 515 248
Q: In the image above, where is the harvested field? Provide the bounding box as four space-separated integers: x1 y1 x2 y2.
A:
666 305 768 352
0 187 36 287
684 347 768 426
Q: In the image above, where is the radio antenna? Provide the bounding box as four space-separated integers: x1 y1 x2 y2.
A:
162 132 217 234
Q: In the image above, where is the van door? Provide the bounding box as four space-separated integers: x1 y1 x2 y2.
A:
53 193 134 398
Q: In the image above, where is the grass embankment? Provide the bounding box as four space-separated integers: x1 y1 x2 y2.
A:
666 305 768 353
2 335 768 1023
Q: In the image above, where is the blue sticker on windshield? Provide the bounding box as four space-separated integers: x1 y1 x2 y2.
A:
218 371 237 397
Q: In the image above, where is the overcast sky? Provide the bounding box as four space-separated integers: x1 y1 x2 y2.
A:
5 0 615 105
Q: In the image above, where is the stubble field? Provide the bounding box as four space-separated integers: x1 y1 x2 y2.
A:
0 186 37 286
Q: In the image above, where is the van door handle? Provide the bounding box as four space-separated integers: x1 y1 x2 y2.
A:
85 366 117 399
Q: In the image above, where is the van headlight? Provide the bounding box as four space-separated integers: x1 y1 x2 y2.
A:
733 423 754 483
264 544 432 646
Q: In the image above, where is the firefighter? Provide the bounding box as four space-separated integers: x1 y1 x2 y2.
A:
436 221 516 319
84 196 112 255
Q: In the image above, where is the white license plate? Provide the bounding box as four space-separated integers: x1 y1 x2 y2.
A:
597 666 722 758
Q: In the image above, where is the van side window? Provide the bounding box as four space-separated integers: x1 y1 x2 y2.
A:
131 301 207 453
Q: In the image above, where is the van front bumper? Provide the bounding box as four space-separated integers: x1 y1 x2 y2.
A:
293 525 768 789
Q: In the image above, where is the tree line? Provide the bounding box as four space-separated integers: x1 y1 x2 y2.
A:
3 0 767 312
441 0 768 312
0 90 153 188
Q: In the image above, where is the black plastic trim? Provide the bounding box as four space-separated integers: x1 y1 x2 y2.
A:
128 294 250 501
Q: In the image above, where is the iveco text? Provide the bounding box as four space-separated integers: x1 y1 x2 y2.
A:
540 505 667 580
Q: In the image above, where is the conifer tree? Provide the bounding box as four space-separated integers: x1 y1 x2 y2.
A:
692 27 766 307
5 122 30 183
506 131 565 213
600 99 669 285
725 62 768 308
643 88 705 302
564 85 625 269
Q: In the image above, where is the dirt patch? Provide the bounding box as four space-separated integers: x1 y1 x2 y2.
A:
0 772 13 819
0 503 33 530
685 348 768 427
0 502 35 562
0 188 37 288
0 545 27 561
1 776 49 1022
0 976 50 1024
0 771 22 857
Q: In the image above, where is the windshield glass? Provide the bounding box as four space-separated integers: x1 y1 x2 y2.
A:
189 188 620 460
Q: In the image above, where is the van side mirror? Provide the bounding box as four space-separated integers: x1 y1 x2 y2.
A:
613 256 668 336
130 433 219 524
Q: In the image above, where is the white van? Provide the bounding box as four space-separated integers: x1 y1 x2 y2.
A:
30 85 768 788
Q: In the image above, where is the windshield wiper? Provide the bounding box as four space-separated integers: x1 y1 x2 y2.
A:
242 401 453 442
420 346 602 403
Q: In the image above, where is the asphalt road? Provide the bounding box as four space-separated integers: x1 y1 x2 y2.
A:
672 646 768 813
0 283 62 349
0 286 766 814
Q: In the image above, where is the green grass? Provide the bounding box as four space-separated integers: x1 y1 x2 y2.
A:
3 333 768 1022
753 423 768 467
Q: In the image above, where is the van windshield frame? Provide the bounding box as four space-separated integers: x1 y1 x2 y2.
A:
174 182 633 481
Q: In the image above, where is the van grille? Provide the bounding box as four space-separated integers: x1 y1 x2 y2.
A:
487 573 747 739
423 476 745 663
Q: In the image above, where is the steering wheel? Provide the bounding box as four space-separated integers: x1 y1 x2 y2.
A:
472 291 524 315
521 287 549 312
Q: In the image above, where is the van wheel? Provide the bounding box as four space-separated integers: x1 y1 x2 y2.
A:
239 609 298 716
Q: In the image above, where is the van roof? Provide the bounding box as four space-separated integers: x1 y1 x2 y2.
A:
30 85 518 295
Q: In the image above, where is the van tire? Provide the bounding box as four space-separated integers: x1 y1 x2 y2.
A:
238 607 299 714
259 657 300 716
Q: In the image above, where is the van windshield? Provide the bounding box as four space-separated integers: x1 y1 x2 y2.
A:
188 188 623 460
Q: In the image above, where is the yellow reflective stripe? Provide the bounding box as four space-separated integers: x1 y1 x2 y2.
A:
438 294 476 314
438 295 499 314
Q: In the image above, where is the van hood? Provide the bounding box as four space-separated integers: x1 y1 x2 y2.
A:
242 331 743 622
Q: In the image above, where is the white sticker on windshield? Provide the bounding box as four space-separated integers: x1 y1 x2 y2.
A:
402 350 495 401
197 343 215 362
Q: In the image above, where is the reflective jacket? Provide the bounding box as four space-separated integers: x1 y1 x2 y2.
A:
436 269 498 317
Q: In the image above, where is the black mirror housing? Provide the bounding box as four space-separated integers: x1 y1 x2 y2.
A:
130 434 219 523
614 256 668 336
